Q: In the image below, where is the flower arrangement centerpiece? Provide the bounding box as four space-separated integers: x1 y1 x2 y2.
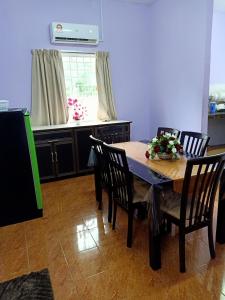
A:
68 98 88 121
145 133 183 160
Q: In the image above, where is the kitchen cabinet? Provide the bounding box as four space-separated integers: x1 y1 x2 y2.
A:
35 143 55 180
74 127 95 174
208 114 225 146
55 140 76 177
33 121 131 182
34 129 76 181
95 123 130 143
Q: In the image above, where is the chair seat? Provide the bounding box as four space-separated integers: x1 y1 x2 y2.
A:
133 177 150 204
160 190 204 220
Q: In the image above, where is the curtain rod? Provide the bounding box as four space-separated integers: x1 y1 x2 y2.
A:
31 49 96 55
61 50 95 55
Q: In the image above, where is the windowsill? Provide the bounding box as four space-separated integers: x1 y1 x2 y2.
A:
67 119 100 125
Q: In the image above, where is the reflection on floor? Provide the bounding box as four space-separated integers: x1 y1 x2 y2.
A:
0 175 225 299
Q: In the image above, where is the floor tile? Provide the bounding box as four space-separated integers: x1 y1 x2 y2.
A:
0 174 225 299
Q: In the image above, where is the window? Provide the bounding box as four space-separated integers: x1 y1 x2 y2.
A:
62 52 98 122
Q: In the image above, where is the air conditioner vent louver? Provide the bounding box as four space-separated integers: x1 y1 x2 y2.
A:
55 37 96 43
50 22 99 45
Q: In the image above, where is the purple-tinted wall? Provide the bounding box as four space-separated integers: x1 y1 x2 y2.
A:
0 0 151 140
210 11 225 84
147 0 213 137
0 0 214 140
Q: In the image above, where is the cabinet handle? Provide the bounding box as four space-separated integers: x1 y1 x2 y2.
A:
55 151 58 162
51 152 54 163
47 139 59 143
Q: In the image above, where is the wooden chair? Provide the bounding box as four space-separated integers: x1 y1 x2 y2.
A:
89 135 112 222
157 127 180 138
102 143 149 247
139 127 180 144
220 170 225 201
161 153 225 272
180 131 210 157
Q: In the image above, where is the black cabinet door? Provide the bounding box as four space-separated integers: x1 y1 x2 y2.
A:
54 139 76 177
34 122 130 181
36 143 56 180
75 127 94 173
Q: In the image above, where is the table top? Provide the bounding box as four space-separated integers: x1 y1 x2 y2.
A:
113 141 188 192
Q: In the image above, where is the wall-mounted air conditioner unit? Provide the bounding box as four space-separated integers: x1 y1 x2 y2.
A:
50 22 99 45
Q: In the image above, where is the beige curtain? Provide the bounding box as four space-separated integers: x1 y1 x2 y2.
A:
96 51 117 121
31 49 68 126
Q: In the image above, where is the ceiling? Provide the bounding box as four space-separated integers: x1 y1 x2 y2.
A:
122 0 156 4
125 0 225 11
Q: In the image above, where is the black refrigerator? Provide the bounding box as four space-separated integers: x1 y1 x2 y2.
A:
0 109 43 226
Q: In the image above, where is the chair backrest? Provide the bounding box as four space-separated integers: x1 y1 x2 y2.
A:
89 135 104 160
180 131 210 157
89 135 108 186
157 127 180 138
102 143 133 210
180 153 225 229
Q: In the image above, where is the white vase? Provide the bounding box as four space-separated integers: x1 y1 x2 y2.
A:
68 106 74 123
74 120 80 125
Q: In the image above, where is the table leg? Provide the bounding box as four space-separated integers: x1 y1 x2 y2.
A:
148 184 162 270
149 226 161 270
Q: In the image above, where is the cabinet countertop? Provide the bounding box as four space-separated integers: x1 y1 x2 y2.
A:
208 112 225 118
32 120 131 132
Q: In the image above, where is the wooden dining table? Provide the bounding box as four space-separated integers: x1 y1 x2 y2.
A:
113 141 188 192
112 141 225 270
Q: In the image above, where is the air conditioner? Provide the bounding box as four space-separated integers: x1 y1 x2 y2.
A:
50 22 99 45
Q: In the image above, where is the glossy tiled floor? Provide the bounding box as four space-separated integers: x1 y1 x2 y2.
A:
1 175 225 299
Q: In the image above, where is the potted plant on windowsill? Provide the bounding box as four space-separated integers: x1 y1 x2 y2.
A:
145 133 183 160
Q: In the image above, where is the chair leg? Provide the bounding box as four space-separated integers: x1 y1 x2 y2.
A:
127 208 133 248
159 217 171 235
94 168 102 210
166 219 172 234
136 204 146 220
159 218 166 235
98 196 102 210
108 191 112 223
179 231 186 273
112 201 117 230
208 223 216 259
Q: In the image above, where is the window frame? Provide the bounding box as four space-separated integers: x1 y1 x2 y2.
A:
61 51 98 122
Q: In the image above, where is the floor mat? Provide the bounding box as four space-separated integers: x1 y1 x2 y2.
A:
0 269 54 300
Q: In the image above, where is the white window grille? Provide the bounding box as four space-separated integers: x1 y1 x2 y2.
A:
62 52 98 122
